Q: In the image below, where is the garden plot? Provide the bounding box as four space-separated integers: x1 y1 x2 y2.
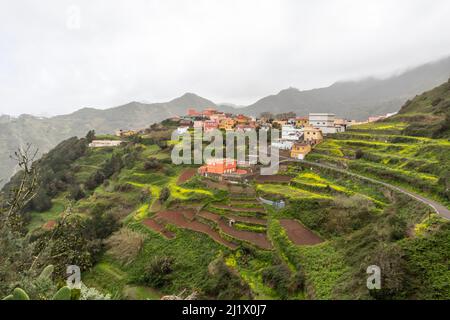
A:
155 210 238 249
177 168 197 185
142 219 175 239
279 219 323 245
254 175 293 184
197 210 271 250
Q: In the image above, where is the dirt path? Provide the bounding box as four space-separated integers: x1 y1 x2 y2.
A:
279 219 323 245
278 157 450 220
177 168 197 185
156 211 237 249
142 219 175 239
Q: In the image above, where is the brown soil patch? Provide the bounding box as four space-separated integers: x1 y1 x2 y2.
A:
177 168 197 185
142 219 175 239
42 220 56 231
203 179 229 190
156 211 237 249
217 219 272 250
279 219 323 245
228 214 267 226
196 211 270 249
228 185 256 195
254 175 293 184
198 210 221 222
199 210 267 226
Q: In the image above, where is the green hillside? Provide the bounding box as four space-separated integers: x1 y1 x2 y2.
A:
386 78 450 138
1 116 449 300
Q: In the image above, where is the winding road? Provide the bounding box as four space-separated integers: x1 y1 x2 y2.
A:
275 156 450 220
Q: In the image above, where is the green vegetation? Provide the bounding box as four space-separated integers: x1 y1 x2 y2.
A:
2 96 449 301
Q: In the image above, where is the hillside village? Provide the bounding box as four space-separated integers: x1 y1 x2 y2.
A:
1 80 449 301
96 107 398 177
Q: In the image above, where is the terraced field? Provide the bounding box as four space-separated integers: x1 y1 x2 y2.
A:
309 124 450 208
26 127 447 300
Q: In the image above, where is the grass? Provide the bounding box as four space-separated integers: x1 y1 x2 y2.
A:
256 184 332 200
28 200 66 231
311 127 450 207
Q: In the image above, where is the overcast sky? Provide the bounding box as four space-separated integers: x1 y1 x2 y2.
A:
1 0 450 116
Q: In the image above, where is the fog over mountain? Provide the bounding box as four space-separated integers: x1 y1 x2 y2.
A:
242 56 450 119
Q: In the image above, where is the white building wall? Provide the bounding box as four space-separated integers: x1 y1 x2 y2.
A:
281 125 303 141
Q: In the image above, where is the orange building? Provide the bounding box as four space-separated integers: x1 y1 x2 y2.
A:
219 118 235 130
234 114 250 124
202 107 217 117
187 108 200 116
290 142 312 160
198 158 247 176
210 113 226 123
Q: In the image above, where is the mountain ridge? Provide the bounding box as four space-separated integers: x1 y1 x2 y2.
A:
2 56 450 186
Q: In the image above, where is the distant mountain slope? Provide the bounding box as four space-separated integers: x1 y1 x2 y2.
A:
387 79 450 138
0 93 225 186
242 56 450 119
2 56 450 187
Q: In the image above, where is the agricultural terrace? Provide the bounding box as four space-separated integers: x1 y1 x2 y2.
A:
24 125 450 300
310 121 450 208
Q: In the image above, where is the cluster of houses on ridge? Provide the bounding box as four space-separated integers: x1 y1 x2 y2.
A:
170 107 348 161
89 106 396 182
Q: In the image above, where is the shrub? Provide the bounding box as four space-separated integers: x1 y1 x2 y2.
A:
31 190 52 212
355 149 364 159
159 187 170 202
105 228 145 266
144 158 162 171
203 258 252 299
141 256 176 288
68 184 85 201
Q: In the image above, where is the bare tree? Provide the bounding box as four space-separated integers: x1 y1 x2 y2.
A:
2 144 39 230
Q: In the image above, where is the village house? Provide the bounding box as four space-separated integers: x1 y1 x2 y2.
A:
209 113 226 123
203 120 219 132
290 142 312 160
295 116 309 127
234 114 251 124
271 139 294 150
219 118 235 130
309 113 345 134
115 129 137 137
198 158 247 181
281 124 303 141
202 107 217 117
89 140 123 148
303 126 324 144
272 120 288 128
187 108 200 117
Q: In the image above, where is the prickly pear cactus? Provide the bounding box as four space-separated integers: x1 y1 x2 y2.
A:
52 286 72 300
2 288 31 300
38 265 55 280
